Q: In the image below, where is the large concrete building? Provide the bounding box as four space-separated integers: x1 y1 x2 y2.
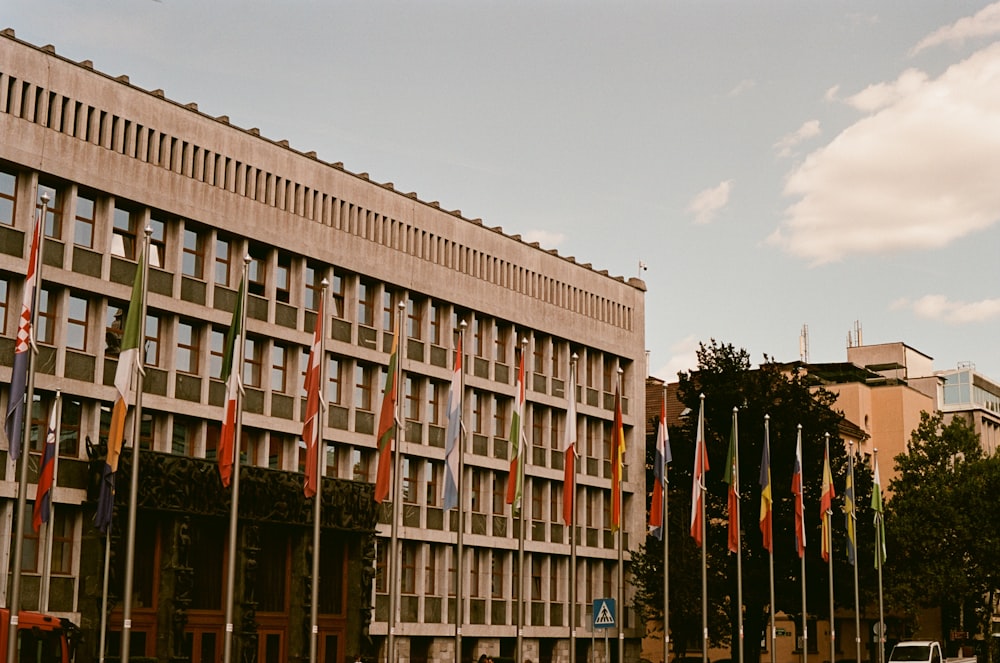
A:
0 31 647 663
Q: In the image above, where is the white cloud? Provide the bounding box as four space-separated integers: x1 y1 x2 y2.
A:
774 120 821 158
686 180 732 225
770 42 1000 264
521 229 565 248
911 2 1000 55
729 79 756 97
824 85 841 102
891 295 1000 323
652 335 700 381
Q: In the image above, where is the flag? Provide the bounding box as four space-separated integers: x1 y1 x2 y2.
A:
373 329 399 503
96 251 145 533
845 454 856 566
218 276 245 488
648 390 671 539
562 360 578 526
820 442 836 562
32 400 57 532
759 434 773 553
506 348 526 513
872 453 886 568
302 299 323 498
443 336 462 510
610 383 625 532
5 216 41 461
792 427 805 557
690 398 708 546
723 410 739 554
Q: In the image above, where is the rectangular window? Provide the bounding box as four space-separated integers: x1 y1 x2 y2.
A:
471 468 483 513
243 337 262 388
182 226 205 279
49 509 73 575
247 245 266 297
209 328 225 379
176 321 200 374
275 253 290 304
37 184 63 239
428 381 443 426
330 273 345 319
304 262 323 311
59 398 82 457
472 317 484 357
491 551 503 598
144 314 160 367
494 323 508 364
148 217 166 268
327 356 342 406
425 460 438 508
352 448 370 483
493 396 506 438
172 416 195 455
0 169 16 226
382 289 396 331
407 295 422 340
405 376 420 421
214 236 231 286
0 277 7 334
66 294 89 351
357 280 374 327
402 457 417 504
492 474 506 515
472 391 484 434
355 364 372 411
531 480 543 523
429 300 444 346
105 302 124 356
375 541 387 594
74 194 95 248
111 205 138 260
35 288 54 345
424 544 437 595
271 344 287 393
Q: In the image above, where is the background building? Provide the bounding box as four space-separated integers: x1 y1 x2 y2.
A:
0 30 646 663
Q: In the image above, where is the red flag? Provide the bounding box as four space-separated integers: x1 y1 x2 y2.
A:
32 401 57 532
648 389 670 539
610 384 625 531
302 299 323 498
690 398 708 546
219 276 245 488
562 359 577 526
5 215 41 461
373 330 399 503
506 348 526 511
820 439 835 562
792 426 805 557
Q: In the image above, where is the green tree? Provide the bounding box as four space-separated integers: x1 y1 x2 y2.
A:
885 412 1000 646
632 340 877 661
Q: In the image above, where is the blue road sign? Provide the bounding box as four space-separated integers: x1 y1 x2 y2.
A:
592 598 616 629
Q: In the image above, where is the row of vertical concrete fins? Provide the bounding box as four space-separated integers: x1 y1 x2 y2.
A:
0 32 637 334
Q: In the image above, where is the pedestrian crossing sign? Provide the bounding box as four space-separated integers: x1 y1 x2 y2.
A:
592 598 616 629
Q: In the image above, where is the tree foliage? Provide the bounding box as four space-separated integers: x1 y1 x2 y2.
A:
885 412 1000 642
632 340 879 660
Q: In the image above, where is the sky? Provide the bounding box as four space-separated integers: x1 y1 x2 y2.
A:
5 1 1000 382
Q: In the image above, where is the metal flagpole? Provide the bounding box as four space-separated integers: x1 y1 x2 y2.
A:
455 321 467 663
617 368 625 663
223 255 251 663
700 394 708 663
734 408 744 663
826 434 835 663
516 338 527 663
6 192 48 663
569 354 579 663
120 226 152 663
874 449 885 663
765 416 776 663
662 385 670 663
39 390 61 613
387 302 407 663
849 442 860 663
309 280 329 663
99 524 112 663
797 425 807 663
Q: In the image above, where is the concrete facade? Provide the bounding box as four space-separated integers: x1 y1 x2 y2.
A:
0 30 646 663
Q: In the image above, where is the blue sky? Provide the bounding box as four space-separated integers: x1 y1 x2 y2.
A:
6 1 1000 381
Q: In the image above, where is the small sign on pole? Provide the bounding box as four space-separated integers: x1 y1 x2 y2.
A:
593 598 616 629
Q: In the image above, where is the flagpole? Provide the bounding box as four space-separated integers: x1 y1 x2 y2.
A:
6 192 47 663
516 338 527 663
699 394 708 663
825 434 835 663
119 227 152 663
99 517 112 663
765 415 776 663
222 255 251 663
387 301 407 663
309 280 329 663
734 408 744 663
849 441 860 663
568 354 578 663
662 385 670 663
39 390 61 613
616 368 625 663
874 449 885 663
455 321 466 663
796 425 807 663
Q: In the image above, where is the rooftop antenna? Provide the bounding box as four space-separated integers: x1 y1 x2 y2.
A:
799 324 810 363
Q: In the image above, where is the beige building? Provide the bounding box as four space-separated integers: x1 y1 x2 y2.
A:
0 30 646 663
